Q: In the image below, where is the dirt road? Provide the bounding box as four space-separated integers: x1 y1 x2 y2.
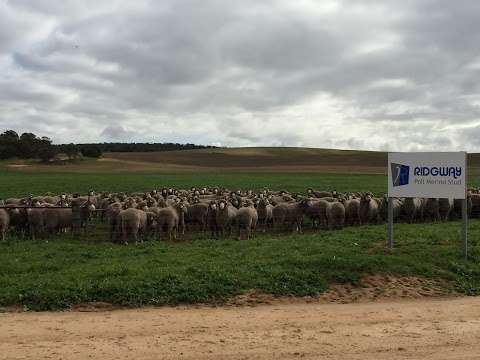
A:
1 297 480 360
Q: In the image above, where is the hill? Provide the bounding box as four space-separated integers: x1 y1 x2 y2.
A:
4 147 480 174
100 147 388 173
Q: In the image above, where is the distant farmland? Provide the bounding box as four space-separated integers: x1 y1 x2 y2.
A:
101 147 388 173
103 148 480 174
5 147 480 174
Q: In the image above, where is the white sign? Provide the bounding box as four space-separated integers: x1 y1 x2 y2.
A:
388 152 467 199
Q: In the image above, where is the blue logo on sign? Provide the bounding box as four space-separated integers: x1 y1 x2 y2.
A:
391 163 409 187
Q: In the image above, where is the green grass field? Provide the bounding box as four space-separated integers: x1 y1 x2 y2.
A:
2 167 480 199
0 168 389 198
2 160 480 311
1 222 479 311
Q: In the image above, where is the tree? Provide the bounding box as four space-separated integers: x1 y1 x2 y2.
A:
37 138 57 162
18 132 38 158
0 130 19 142
0 130 20 159
80 145 102 158
64 143 79 160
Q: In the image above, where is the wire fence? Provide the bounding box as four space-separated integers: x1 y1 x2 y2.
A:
2 199 480 243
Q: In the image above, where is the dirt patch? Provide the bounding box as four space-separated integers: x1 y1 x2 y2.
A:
226 274 456 307
71 302 119 312
319 274 454 303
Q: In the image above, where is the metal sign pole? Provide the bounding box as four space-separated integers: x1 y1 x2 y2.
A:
461 152 468 259
387 197 394 249
462 198 468 259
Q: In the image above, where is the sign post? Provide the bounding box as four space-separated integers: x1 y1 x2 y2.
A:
462 154 468 259
387 197 393 249
387 152 467 257
462 197 468 259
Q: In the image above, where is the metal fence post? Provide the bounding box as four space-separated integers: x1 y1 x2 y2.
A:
71 202 82 239
461 151 468 260
387 197 394 250
462 198 468 259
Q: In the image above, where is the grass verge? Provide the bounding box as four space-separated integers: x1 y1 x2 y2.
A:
1 220 480 311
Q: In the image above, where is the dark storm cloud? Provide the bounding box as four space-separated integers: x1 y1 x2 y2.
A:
1 0 480 150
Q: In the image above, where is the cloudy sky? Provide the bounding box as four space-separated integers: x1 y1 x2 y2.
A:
1 0 480 150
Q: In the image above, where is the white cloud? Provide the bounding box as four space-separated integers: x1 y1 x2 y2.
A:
0 0 480 151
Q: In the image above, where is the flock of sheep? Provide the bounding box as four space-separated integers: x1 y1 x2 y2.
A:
1 187 479 244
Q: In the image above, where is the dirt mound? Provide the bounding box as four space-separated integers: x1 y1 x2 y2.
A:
319 274 454 303
226 274 456 306
71 302 118 312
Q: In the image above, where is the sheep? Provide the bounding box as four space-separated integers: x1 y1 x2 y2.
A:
235 200 258 240
344 198 360 226
122 198 137 209
378 196 403 222
155 203 187 240
269 194 295 206
358 193 380 225
423 198 440 222
401 198 424 223
117 208 153 244
453 196 472 219
105 202 123 241
229 196 242 209
5 198 22 205
317 197 338 203
256 198 274 232
43 208 72 236
325 201 345 229
438 198 454 221
185 202 209 232
27 204 49 240
216 200 238 238
307 189 337 198
272 198 310 233
305 198 329 229
5 206 28 238
0 209 10 241
206 201 219 239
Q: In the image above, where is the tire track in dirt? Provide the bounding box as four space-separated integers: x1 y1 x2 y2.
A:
1 297 480 359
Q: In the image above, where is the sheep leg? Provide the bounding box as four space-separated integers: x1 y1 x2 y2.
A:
133 228 140 245
297 218 303 234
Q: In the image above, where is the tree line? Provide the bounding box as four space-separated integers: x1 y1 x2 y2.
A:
0 130 217 162
77 142 216 153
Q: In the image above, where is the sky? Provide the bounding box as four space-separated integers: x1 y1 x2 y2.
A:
1 0 480 151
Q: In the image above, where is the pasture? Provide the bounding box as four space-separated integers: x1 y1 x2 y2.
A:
1 221 480 311
0 168 387 198
3 166 480 199
2 150 480 311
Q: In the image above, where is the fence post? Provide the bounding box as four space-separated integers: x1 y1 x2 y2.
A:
71 201 82 239
387 197 394 250
462 198 468 259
